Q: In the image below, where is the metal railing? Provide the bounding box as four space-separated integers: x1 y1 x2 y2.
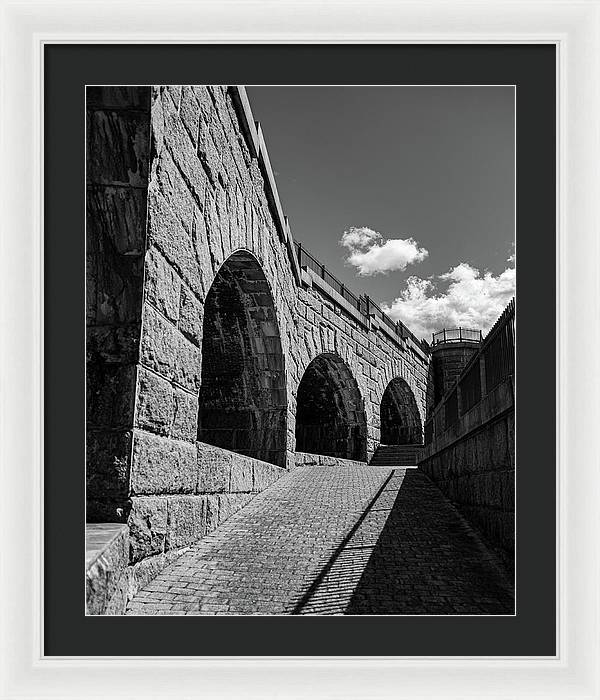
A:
431 327 483 346
444 388 459 429
460 359 482 414
295 242 364 315
294 241 428 351
483 298 515 393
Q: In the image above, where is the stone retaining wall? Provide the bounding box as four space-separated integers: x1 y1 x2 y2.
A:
419 378 515 557
85 523 129 615
294 452 367 469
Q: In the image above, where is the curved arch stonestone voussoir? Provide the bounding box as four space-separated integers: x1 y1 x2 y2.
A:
86 85 430 582
197 249 288 468
295 352 368 462
379 376 424 445
375 361 427 437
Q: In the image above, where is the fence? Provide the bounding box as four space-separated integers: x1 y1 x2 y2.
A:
431 327 482 346
460 359 482 414
444 388 459 429
295 242 364 315
483 298 515 393
295 241 427 350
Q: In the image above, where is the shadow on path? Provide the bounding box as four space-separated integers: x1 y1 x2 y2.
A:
298 470 514 615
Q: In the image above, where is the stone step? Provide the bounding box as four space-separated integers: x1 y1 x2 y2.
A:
369 444 424 467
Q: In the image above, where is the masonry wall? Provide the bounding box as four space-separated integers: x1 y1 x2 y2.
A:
86 86 151 521
296 270 429 458
86 85 432 597
128 86 298 571
420 340 515 562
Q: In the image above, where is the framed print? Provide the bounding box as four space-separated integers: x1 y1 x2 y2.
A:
1 1 599 699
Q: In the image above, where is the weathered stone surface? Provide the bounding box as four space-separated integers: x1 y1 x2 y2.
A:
171 388 198 442
87 363 136 430
197 443 230 493
135 367 174 435
139 304 180 382
105 577 129 615
294 452 366 470
128 496 168 562
166 495 206 550
420 402 514 555
144 246 181 323
174 332 202 392
130 430 197 494
205 494 220 533
178 285 203 346
87 85 151 111
151 148 196 235
86 218 144 326
87 325 141 365
85 524 129 615
179 86 201 146
86 89 151 524
252 461 285 492
229 455 254 492
87 109 150 188
217 493 253 525
86 430 133 505
146 188 204 299
88 185 147 256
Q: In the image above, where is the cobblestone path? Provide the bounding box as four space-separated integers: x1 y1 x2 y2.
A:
299 470 514 614
126 465 514 615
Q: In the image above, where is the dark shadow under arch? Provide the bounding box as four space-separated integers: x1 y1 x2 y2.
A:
197 251 287 467
380 377 423 445
295 353 367 461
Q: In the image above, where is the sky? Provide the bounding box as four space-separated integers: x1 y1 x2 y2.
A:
246 86 516 341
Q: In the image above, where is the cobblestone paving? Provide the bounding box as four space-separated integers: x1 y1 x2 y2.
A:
126 465 514 615
299 470 514 615
127 465 392 615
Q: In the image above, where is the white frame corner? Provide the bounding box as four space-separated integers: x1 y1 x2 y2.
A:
1 1 599 698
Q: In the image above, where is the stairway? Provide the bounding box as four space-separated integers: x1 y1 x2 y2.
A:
369 444 424 467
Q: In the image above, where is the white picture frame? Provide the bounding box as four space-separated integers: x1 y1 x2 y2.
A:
1 0 598 697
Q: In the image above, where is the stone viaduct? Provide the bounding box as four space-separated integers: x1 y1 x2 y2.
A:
86 85 514 614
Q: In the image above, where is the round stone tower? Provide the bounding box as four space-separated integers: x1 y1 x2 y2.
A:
429 328 482 407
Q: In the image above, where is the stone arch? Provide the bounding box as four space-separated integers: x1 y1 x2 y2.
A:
197 250 287 467
379 377 423 445
295 353 367 461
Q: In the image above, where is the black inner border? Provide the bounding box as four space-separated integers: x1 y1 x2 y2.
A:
45 44 556 657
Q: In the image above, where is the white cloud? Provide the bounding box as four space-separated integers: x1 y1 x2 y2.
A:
340 226 428 276
382 262 516 340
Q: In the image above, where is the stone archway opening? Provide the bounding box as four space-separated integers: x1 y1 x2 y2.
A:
295 353 367 461
197 250 287 467
380 378 423 445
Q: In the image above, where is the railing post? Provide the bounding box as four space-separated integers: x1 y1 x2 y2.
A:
479 353 488 398
443 329 447 343
456 382 463 417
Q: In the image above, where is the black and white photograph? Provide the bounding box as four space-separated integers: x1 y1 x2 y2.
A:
85 84 516 617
